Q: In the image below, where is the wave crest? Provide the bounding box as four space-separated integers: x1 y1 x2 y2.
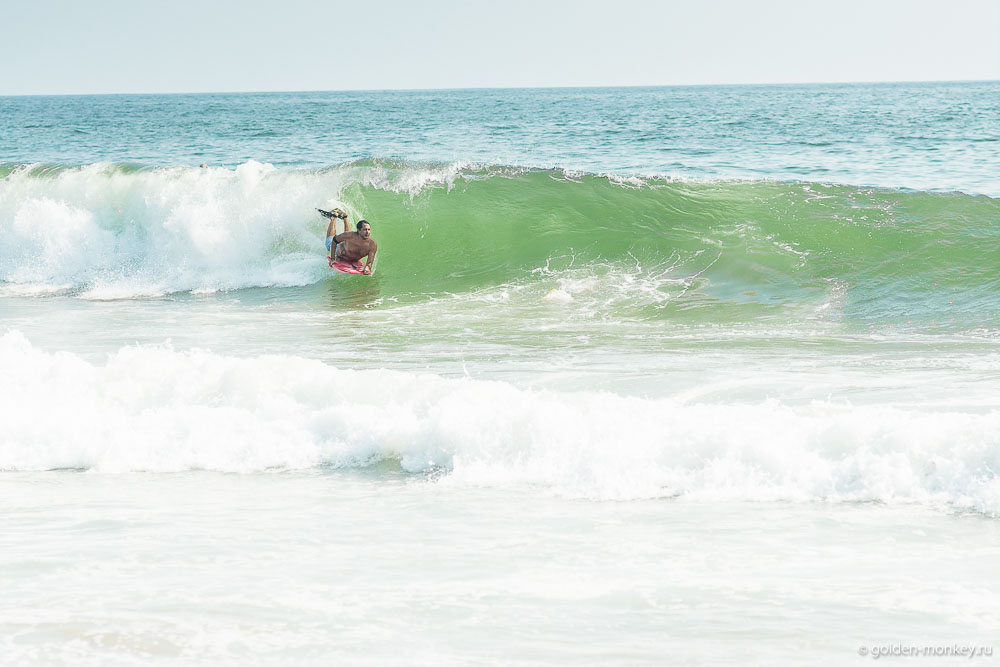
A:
1 162 997 332
2 331 998 514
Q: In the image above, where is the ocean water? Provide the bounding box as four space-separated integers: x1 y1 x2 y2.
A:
1 82 999 665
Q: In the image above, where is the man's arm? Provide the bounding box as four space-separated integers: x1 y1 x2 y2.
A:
362 241 378 274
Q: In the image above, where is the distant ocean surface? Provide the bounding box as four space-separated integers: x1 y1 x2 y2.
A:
1 83 999 665
4 82 1000 193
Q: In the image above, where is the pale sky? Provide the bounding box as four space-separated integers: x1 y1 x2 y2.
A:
2 0 998 95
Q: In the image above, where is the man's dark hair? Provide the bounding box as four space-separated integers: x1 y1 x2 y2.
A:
357 219 370 228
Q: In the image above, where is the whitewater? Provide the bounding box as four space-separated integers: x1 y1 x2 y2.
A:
1 82 999 665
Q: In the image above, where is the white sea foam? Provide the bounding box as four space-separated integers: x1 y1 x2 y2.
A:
0 162 351 296
0 160 530 297
354 160 484 197
1 331 997 514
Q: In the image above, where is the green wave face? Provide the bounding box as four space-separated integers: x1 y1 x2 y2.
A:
343 171 1000 331
2 162 996 332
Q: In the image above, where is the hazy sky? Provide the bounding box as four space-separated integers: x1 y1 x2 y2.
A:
2 0 998 95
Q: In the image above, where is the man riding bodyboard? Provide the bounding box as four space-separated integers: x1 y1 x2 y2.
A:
320 208 377 275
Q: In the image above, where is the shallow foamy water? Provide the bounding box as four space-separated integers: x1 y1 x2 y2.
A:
2 472 997 666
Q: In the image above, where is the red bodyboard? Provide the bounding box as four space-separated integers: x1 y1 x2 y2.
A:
328 257 367 274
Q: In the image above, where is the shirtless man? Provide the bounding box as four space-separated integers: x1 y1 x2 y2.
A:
328 218 377 275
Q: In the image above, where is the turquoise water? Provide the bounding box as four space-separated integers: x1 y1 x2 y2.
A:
3 83 999 193
1 83 999 665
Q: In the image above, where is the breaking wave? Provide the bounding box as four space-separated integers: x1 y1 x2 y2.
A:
1 160 997 330
2 331 998 514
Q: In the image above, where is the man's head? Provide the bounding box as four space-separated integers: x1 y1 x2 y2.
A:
357 220 372 239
